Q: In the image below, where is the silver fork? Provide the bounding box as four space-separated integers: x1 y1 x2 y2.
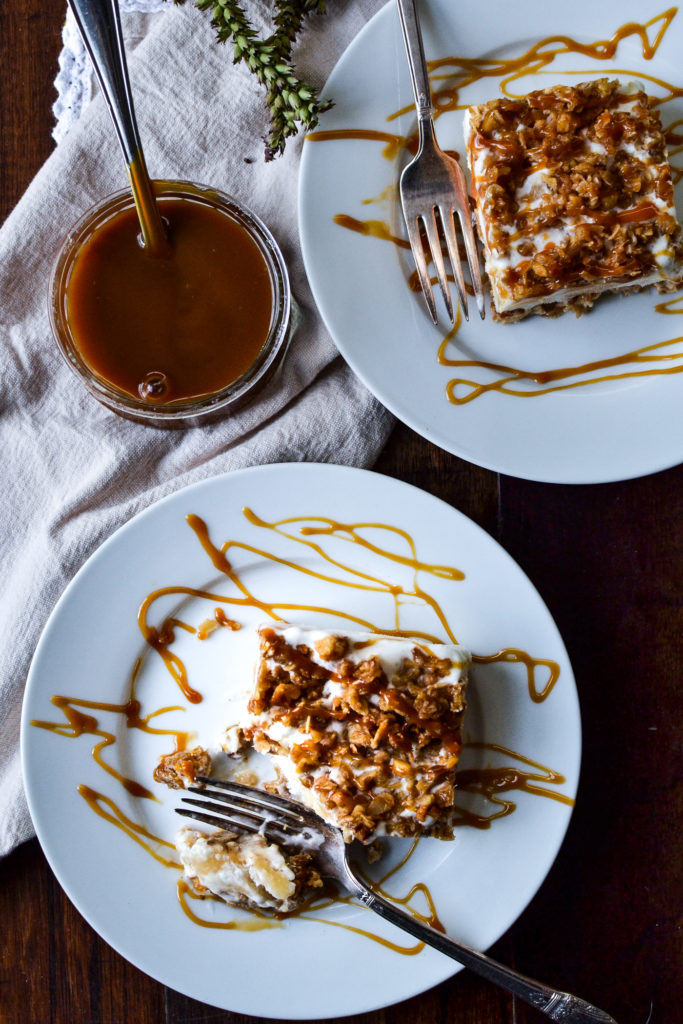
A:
178 779 617 1024
396 0 485 325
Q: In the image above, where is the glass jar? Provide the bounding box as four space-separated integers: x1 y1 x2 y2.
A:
49 180 291 427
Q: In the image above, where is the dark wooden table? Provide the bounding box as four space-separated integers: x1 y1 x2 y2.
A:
1 4 680 1024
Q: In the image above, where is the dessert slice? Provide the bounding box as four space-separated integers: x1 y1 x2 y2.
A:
242 623 470 843
464 78 683 321
176 827 322 912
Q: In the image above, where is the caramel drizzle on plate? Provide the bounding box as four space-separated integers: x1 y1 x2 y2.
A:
420 9 682 117
176 879 283 932
438 325 683 403
452 743 574 829
79 785 179 868
138 509 466 694
473 648 559 703
30 659 188 797
32 510 570 942
310 10 683 403
297 839 439 954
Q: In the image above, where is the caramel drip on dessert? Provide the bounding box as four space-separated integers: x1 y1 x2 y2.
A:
473 649 560 703
452 743 574 829
318 11 683 402
664 120 683 182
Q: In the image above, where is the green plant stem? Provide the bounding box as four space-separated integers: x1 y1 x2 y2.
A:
176 0 333 159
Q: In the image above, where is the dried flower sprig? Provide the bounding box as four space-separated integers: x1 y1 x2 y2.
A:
176 0 333 159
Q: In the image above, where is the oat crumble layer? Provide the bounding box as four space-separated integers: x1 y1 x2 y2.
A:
242 624 470 843
463 78 683 321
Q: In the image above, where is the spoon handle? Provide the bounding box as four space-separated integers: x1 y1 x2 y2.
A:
66 0 168 253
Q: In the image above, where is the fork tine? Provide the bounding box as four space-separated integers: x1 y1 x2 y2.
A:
176 805 258 835
182 795 265 827
423 208 454 322
178 799 310 844
403 211 438 324
446 154 486 320
193 777 308 825
457 206 485 320
183 792 309 841
439 205 469 321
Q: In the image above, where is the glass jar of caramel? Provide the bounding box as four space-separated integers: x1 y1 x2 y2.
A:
49 181 291 426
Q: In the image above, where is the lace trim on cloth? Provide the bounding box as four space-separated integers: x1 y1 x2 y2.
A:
53 0 167 144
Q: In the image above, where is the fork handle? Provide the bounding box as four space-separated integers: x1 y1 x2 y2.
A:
352 883 617 1023
396 0 433 121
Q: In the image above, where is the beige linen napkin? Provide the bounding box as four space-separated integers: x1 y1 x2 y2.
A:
0 0 391 856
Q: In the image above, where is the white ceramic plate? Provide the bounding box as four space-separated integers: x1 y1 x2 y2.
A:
299 0 683 483
22 464 580 1017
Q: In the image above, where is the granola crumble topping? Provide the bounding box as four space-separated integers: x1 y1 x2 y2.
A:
243 624 470 843
464 78 683 320
153 746 212 790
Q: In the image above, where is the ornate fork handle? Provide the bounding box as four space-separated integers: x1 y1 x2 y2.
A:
396 0 433 121
352 881 617 1023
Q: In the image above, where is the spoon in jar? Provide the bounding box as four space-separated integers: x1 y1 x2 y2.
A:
67 0 170 256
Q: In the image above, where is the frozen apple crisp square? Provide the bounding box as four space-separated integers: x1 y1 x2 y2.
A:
464 79 683 320
241 624 470 843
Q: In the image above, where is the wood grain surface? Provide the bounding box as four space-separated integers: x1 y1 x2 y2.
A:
1 4 680 1024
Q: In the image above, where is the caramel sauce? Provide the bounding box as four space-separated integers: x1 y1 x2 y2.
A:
64 183 273 404
416 9 682 117
317 11 683 403
355 842 445 934
473 649 559 703
439 330 683 403
30 660 189 791
307 128 412 160
177 879 282 931
78 785 180 867
31 695 153 799
33 510 572 944
452 743 574 829
333 213 410 249
302 908 425 955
